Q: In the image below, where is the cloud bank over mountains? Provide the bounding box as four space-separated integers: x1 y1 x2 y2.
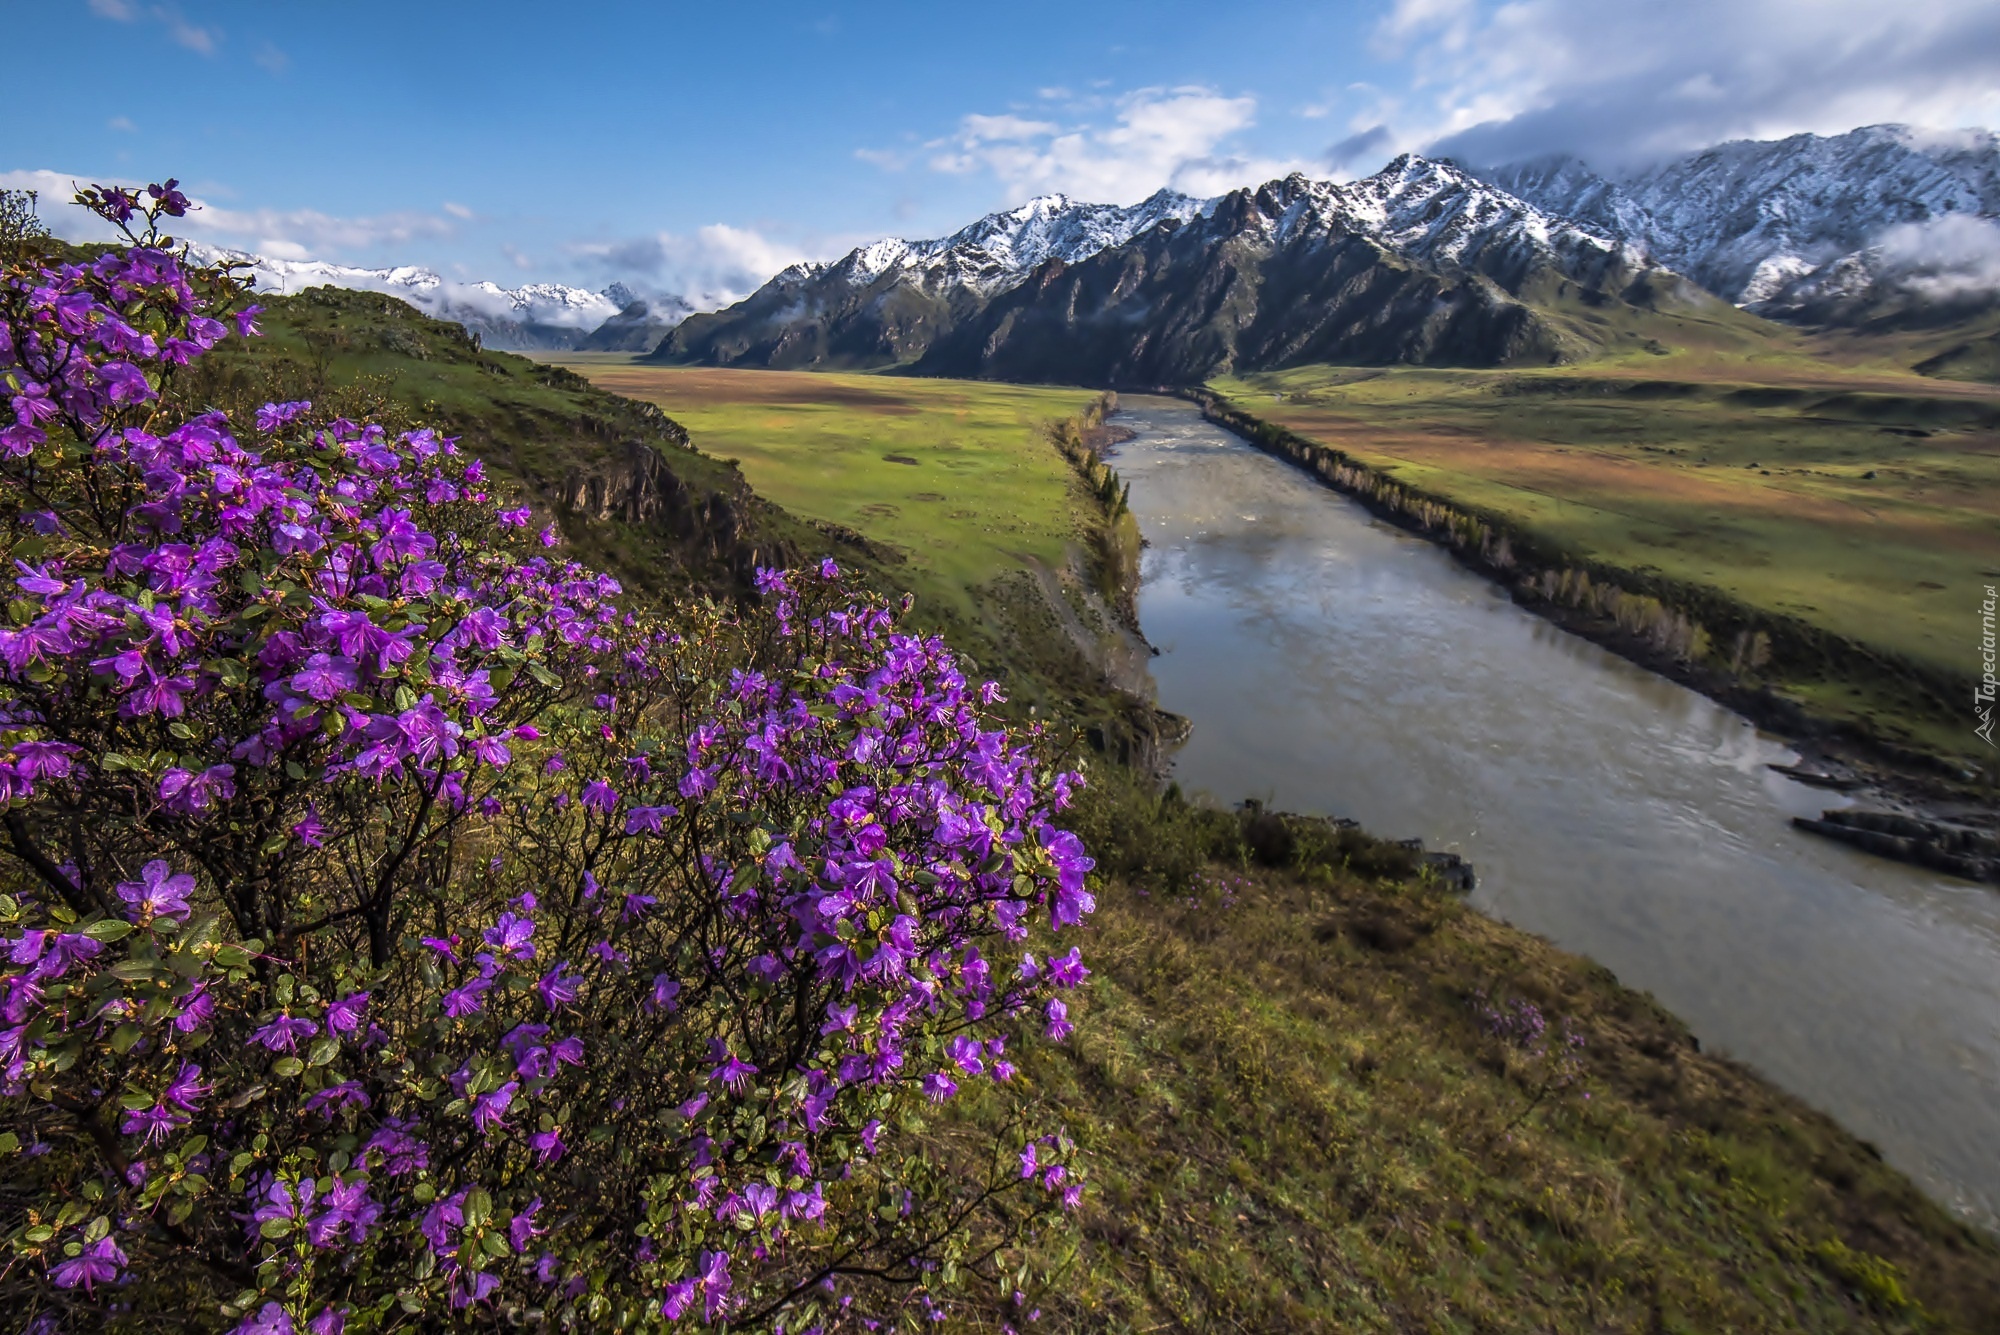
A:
1379 0 2000 168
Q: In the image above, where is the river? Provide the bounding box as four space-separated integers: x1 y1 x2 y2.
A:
1113 395 2000 1228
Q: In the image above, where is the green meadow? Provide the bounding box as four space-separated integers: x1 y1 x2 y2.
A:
543 358 1104 622
1216 356 2000 756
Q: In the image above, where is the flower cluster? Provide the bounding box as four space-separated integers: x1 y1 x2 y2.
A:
0 186 1095 1333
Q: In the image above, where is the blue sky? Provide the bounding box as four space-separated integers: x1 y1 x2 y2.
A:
9 0 2000 306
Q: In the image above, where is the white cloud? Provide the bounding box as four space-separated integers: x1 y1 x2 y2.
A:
253 42 289 74
107 116 137 133
911 86 1313 205
159 10 216 54
1877 213 2000 300
86 1 219 54
568 223 826 311
442 201 474 220
1379 0 2000 167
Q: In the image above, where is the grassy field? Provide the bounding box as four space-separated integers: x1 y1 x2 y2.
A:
1215 355 2000 756
937 792 2000 1333
542 357 1104 624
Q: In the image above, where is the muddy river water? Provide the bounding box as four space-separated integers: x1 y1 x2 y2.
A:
1114 396 2000 1227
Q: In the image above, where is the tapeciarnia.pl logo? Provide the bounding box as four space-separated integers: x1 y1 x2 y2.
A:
1978 584 1997 748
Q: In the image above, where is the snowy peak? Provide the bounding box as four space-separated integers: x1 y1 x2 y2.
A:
1200 155 1646 293
807 157 1643 309
820 187 1212 295
1472 123 2000 310
181 245 699 350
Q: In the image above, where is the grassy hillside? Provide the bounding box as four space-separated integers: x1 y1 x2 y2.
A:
1215 354 2000 762
966 792 2000 1333
206 311 2000 1330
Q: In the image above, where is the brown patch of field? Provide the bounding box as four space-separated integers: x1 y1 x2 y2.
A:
582 366 923 414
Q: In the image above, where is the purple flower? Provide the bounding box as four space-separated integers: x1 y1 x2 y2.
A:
482 911 536 960
232 1302 294 1334
1045 998 1072 1043
471 1080 519 1133
305 1081 371 1114
250 1014 318 1052
529 1126 566 1163
922 1071 958 1103
537 963 582 1010
158 764 235 815
443 975 492 1017
325 991 369 1035
290 653 358 702
708 1042 758 1092
115 858 195 921
945 1035 985 1076
580 779 618 815
291 804 326 848
624 803 676 834
1047 946 1089 988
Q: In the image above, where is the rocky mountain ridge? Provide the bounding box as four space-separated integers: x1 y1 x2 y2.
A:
656 154 1721 380
1473 124 2000 319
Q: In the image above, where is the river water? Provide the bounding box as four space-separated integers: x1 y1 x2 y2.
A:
1114 396 2000 1227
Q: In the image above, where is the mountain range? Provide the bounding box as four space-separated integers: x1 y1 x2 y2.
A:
650 123 2000 383
225 122 2000 378
1476 124 2000 323
189 247 683 352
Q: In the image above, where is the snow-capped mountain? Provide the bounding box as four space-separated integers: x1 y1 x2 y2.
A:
658 154 1693 378
188 246 656 351
1199 154 1649 291
784 189 1214 298
1475 125 2000 314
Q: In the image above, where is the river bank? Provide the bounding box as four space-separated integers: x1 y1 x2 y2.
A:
1181 386 1999 874
1108 395 2000 1232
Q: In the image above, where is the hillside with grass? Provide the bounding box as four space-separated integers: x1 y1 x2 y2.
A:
195 309 2000 1331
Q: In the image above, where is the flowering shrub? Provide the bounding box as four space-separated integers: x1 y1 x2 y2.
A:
0 187 1094 1331
1472 990 1586 1143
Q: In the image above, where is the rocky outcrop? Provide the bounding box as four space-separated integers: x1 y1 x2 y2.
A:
560 440 795 587
1794 810 2000 884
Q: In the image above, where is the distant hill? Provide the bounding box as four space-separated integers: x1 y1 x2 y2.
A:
654 156 1760 383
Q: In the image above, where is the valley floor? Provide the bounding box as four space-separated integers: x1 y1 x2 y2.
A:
1213 354 2000 769
530 354 2000 1329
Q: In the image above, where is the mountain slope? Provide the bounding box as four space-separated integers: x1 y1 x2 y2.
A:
656 156 1749 382
1477 125 2000 316
656 189 1210 369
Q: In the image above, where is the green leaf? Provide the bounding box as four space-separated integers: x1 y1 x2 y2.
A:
0 1132 18 1155
109 1024 142 1054
258 1217 292 1240
272 1057 305 1078
306 1037 339 1068
83 918 133 943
